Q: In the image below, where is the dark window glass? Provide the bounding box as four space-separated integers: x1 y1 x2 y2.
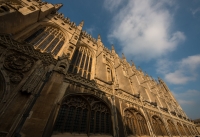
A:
24 27 65 56
52 41 64 56
45 38 59 52
53 95 112 135
25 28 45 43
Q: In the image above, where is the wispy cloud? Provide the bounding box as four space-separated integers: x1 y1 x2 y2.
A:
85 26 96 36
157 55 200 84
103 0 123 11
191 7 200 15
173 90 200 105
104 0 185 60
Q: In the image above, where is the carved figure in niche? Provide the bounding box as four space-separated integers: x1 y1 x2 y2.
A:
4 54 34 72
9 72 23 84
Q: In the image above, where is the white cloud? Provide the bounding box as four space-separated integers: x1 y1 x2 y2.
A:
85 27 95 35
105 0 185 60
157 55 200 84
103 0 123 11
173 90 200 105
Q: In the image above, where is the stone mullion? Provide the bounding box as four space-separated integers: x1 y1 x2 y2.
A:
187 126 192 136
35 27 53 48
185 125 191 136
128 117 133 135
31 27 49 46
80 49 87 76
43 31 60 52
78 109 83 133
135 114 141 136
157 121 163 136
124 117 128 135
84 51 90 78
77 48 84 74
72 47 82 73
130 118 136 135
51 35 62 53
61 106 69 132
133 113 140 136
43 30 58 51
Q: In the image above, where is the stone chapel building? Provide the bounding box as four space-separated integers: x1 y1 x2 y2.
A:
0 0 199 137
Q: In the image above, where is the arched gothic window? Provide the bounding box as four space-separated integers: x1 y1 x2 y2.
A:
152 116 167 136
53 95 112 135
68 46 93 79
24 27 65 56
183 124 191 135
124 108 149 136
177 122 186 135
189 126 195 135
167 120 179 136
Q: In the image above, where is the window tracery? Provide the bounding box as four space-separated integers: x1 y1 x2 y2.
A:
177 122 186 135
24 27 65 56
167 120 179 136
68 47 93 79
152 116 167 136
124 108 149 136
53 95 112 135
183 124 191 135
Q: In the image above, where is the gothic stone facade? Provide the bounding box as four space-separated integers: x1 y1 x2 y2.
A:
0 0 199 137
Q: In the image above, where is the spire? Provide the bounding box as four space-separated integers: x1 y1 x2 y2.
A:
111 44 116 53
79 20 84 27
122 53 126 59
54 3 63 11
97 34 101 42
111 44 115 50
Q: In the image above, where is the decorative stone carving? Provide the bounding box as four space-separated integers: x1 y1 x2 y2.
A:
9 72 23 84
21 67 45 93
4 54 34 72
0 34 57 65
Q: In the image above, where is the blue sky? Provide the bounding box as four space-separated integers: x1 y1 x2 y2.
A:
46 0 200 119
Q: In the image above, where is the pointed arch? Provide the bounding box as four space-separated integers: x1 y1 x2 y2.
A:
52 94 112 136
68 44 94 79
167 120 179 136
183 124 191 136
177 122 186 135
24 26 66 56
152 115 168 136
124 108 149 136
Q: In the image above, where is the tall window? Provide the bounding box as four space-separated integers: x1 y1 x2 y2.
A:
177 123 186 135
167 120 179 136
53 95 112 135
24 27 65 56
124 108 149 136
68 47 93 79
152 116 167 136
183 124 191 135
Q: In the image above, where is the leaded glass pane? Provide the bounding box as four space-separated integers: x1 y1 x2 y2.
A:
80 109 88 133
45 38 59 52
52 41 64 56
72 107 82 132
25 28 45 43
64 106 75 132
